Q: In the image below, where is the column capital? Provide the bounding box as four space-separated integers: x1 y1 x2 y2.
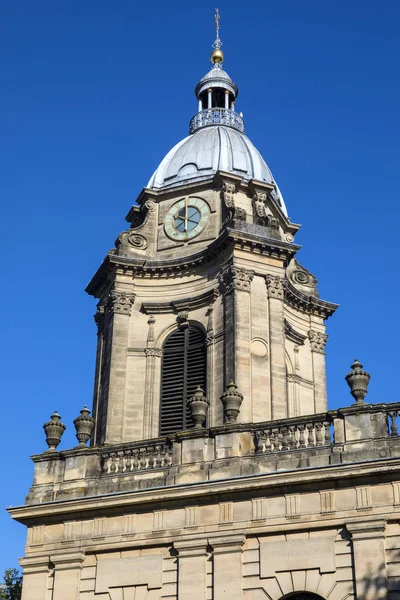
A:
265 275 285 299
308 329 328 353
174 539 208 558
220 266 254 294
108 291 136 316
209 533 246 554
50 551 85 571
346 518 387 540
19 555 50 574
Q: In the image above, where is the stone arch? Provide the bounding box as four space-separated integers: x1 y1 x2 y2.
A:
155 319 206 349
280 594 325 600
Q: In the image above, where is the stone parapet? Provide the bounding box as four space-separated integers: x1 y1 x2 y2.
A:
25 402 400 505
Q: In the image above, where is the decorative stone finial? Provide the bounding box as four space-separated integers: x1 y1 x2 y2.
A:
43 411 66 451
187 387 210 429
220 380 244 423
345 359 371 405
73 406 95 447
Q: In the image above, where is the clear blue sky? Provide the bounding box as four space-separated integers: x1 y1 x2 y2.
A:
1 0 399 573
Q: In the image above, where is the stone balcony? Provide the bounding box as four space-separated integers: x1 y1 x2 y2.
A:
27 402 400 505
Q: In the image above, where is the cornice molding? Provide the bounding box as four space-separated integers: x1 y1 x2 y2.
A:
142 288 219 315
86 228 300 298
285 280 338 319
284 320 307 346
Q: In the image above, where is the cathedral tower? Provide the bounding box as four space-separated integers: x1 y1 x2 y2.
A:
10 13 400 600
86 21 337 446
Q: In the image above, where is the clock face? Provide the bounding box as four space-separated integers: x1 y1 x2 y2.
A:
164 197 210 241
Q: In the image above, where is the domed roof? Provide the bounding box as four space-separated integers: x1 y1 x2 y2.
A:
147 126 288 216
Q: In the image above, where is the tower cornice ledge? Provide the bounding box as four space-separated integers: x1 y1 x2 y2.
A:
285 279 339 319
9 456 400 526
86 229 301 298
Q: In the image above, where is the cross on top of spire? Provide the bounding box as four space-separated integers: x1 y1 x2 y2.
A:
213 8 222 50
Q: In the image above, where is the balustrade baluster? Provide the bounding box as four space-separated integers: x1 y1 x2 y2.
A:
289 426 297 449
389 412 399 437
298 425 306 448
148 446 155 469
281 427 288 451
167 446 173 466
306 423 315 447
315 423 323 446
254 431 265 453
270 429 278 452
139 448 147 470
323 421 331 445
155 445 162 467
264 429 272 453
109 452 117 473
103 453 111 474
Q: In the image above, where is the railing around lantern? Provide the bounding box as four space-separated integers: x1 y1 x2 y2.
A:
189 108 245 134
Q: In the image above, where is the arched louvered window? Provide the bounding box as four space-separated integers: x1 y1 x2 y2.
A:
160 325 206 435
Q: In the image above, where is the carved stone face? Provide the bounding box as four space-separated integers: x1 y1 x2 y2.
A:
164 196 210 241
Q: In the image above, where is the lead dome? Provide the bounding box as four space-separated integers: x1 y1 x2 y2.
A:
147 49 287 216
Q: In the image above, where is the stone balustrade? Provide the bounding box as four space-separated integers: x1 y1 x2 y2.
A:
102 442 173 474
254 413 333 454
27 401 400 505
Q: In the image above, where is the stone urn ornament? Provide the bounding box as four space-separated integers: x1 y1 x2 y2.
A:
187 387 209 429
73 406 95 447
345 359 371 405
220 380 244 423
43 411 66 451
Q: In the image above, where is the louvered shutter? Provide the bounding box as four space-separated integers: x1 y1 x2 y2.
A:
160 326 206 435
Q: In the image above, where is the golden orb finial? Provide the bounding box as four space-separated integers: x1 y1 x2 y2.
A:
211 48 224 65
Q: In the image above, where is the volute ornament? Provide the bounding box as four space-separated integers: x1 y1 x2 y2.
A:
73 406 95 448
145 200 156 212
187 387 210 429
220 381 244 423
121 232 148 250
345 359 371 405
43 411 66 451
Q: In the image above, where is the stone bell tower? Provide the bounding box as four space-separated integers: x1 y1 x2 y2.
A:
12 13 400 600
86 20 337 447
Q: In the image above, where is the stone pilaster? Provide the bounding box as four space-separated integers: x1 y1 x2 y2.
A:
98 290 135 444
50 551 85 600
265 275 287 419
142 347 163 439
210 533 245 600
91 304 105 445
346 519 387 600
175 539 208 600
220 266 254 421
308 329 328 413
206 305 216 425
19 556 50 600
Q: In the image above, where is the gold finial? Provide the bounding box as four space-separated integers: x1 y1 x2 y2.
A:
211 8 224 65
